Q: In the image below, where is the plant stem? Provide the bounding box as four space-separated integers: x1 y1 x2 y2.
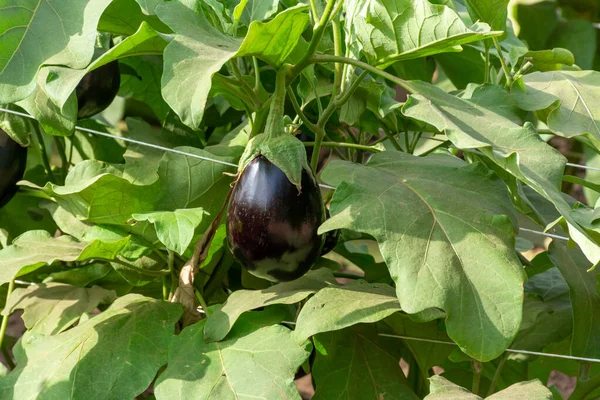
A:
303 141 381 152
486 354 508 396
472 360 483 395
165 250 175 300
110 258 170 277
571 371 600 400
331 16 344 98
309 0 319 21
0 280 15 358
492 37 513 87
287 87 318 132
252 57 261 92
54 136 69 183
382 126 403 151
484 44 490 84
194 289 211 317
33 124 55 184
265 66 289 138
292 0 337 76
229 60 262 106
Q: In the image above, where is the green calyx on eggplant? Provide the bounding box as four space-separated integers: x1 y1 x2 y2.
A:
226 155 325 282
0 129 27 208
76 60 121 120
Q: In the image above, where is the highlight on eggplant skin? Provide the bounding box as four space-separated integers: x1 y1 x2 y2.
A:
76 60 121 120
226 155 325 282
0 129 27 208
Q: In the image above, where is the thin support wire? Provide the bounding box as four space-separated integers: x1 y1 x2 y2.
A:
520 227 568 241
378 333 600 364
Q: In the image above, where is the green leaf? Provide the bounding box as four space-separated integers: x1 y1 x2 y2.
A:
154 317 311 400
547 20 596 70
425 376 552 399
2 283 116 335
232 0 278 27
312 325 419 400
547 241 600 358
292 280 400 343
513 71 600 147
384 313 454 377
511 267 572 357
236 4 310 67
464 0 510 32
119 56 170 121
100 0 170 35
0 230 129 286
132 208 208 255
525 48 575 72
0 104 36 146
0 0 113 103
401 82 600 265
38 160 160 225
204 268 337 342
0 294 182 399
320 152 524 361
349 0 502 67
44 21 166 114
156 0 242 128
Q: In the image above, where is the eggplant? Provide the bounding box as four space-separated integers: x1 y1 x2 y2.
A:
76 61 121 120
227 155 325 282
0 129 27 208
321 210 340 255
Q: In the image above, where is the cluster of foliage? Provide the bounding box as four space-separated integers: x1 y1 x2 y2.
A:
1 0 600 398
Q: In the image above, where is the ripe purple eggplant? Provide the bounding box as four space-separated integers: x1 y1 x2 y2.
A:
227 155 325 282
0 129 27 208
76 61 121 120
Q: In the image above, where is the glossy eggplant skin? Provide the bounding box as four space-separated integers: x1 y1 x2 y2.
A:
0 129 27 208
227 155 325 282
76 60 121 120
321 210 340 255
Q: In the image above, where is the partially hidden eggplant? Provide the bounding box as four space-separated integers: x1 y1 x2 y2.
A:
227 155 325 282
76 61 121 120
0 129 27 208
321 210 340 255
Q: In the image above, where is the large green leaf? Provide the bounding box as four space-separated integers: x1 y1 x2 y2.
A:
424 376 552 399
154 317 311 399
0 295 182 399
236 4 310 67
132 208 208 255
204 268 337 342
348 0 502 67
0 230 129 285
401 81 600 265
2 283 116 335
37 160 160 225
156 0 242 128
45 21 167 112
320 152 524 361
312 325 419 400
464 0 510 32
547 242 600 358
0 0 112 103
293 280 400 343
157 0 310 128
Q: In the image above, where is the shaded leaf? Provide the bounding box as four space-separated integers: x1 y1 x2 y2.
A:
0 0 112 103
154 317 311 400
3 283 116 335
205 268 337 342
425 376 552 399
293 280 400 343
0 230 129 286
0 295 182 400
312 325 419 400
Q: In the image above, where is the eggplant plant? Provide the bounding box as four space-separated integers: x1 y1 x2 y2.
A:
0 0 600 399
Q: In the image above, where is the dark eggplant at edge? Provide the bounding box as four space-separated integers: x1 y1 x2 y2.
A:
76 61 121 120
321 210 340 255
227 155 325 282
0 129 27 208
